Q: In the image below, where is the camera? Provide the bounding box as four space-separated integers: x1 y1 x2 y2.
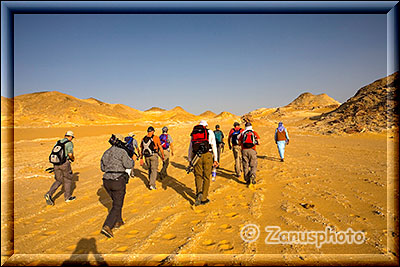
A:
108 134 134 158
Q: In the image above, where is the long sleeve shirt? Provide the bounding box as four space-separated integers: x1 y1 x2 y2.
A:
101 146 134 180
188 129 218 162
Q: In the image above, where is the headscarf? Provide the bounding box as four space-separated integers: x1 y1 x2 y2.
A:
277 122 285 132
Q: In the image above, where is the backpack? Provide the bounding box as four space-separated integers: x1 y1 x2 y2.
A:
159 133 170 150
242 130 257 148
124 136 135 154
142 135 156 157
231 128 242 145
49 140 70 165
191 125 210 154
214 130 223 144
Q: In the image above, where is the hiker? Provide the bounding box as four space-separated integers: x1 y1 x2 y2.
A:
238 122 260 186
274 122 290 162
213 125 225 166
159 126 174 179
100 134 134 238
188 120 218 206
139 126 165 190
45 130 76 205
124 132 140 177
227 122 244 177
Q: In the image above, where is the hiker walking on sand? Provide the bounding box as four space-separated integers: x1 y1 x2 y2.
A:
228 122 244 177
238 122 260 186
140 126 165 190
45 130 77 205
124 132 140 177
213 125 225 166
159 126 174 180
100 134 134 238
275 122 289 162
188 120 218 206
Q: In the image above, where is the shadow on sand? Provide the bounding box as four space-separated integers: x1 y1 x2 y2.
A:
257 155 281 162
97 185 112 212
61 238 108 266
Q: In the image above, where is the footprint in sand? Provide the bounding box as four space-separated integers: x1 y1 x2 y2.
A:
162 206 171 211
218 240 233 251
162 234 176 240
125 230 139 238
225 212 238 218
219 224 232 230
202 239 215 246
190 220 201 224
130 208 139 213
43 230 58 236
152 217 163 223
116 246 128 252
194 209 205 214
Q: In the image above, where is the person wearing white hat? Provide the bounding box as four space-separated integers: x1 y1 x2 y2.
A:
45 130 76 206
188 120 218 206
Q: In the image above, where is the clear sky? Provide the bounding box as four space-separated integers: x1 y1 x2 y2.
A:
13 14 387 115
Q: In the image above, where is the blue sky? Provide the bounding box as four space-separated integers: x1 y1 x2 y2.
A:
13 14 387 115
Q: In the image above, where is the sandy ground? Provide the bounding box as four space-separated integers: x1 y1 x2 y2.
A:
1 122 399 265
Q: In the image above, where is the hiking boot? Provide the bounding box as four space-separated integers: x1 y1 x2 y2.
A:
44 194 54 206
149 185 157 190
200 199 210 205
101 226 113 238
195 193 203 206
65 196 76 202
235 173 241 178
281 158 284 162
114 221 125 229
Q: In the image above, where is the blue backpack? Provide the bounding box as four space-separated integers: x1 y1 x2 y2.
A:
160 134 170 150
124 136 135 153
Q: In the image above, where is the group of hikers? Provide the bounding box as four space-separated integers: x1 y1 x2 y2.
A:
44 121 289 238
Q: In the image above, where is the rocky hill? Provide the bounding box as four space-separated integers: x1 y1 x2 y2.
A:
305 72 398 134
285 92 340 110
145 107 166 112
199 110 216 118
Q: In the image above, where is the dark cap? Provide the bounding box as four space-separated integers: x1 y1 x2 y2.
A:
245 122 252 127
233 122 240 127
147 126 155 132
215 124 220 129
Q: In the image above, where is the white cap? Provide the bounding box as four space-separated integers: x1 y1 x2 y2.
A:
128 132 135 137
65 130 75 138
199 120 208 126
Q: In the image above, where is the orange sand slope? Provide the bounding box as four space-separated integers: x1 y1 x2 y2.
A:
2 122 398 265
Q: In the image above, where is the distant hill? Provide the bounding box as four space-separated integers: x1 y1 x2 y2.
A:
199 110 216 117
10 91 143 127
1 96 14 126
285 92 340 110
215 111 238 119
145 107 166 112
305 72 398 134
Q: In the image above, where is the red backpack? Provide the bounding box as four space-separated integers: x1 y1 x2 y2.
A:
191 125 210 154
242 130 257 148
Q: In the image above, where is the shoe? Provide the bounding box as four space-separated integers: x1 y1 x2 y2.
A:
281 158 284 162
65 196 76 202
149 185 157 190
44 194 54 206
114 221 125 229
235 174 241 178
200 199 210 205
101 226 113 238
195 193 203 206
250 175 256 185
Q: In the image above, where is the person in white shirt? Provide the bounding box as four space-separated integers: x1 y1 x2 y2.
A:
188 120 219 206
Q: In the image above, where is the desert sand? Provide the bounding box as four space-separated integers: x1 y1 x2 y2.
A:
1 120 398 265
1 73 398 265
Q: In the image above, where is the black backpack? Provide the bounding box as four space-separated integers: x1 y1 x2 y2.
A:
231 128 242 145
191 125 210 154
49 140 70 165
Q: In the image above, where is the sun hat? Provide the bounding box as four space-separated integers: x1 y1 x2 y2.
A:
115 134 124 141
128 132 135 137
199 120 208 126
65 130 75 138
